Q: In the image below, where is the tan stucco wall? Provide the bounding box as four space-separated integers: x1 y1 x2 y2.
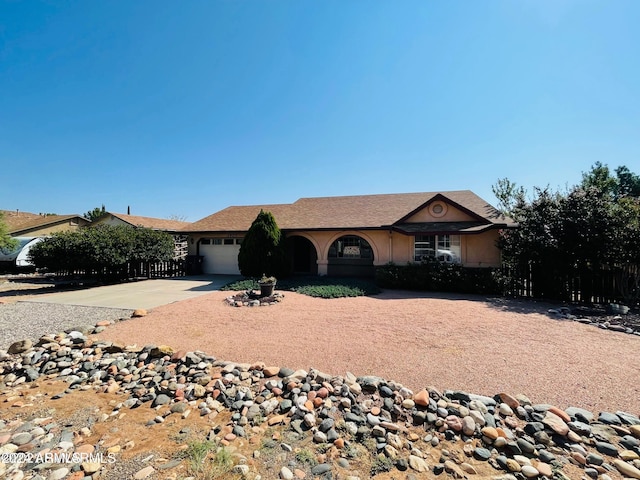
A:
15 220 89 237
404 201 476 223
186 228 503 275
461 230 501 267
290 229 502 272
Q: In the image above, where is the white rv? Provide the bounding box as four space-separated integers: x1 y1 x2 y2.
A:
0 237 44 268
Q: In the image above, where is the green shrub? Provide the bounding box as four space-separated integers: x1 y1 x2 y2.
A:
238 210 287 278
28 225 174 278
375 262 501 294
221 276 380 298
220 279 259 291
295 284 365 298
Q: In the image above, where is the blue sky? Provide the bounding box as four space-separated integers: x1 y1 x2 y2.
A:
1 1 638 221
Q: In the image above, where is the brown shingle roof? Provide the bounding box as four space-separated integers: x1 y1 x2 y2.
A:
184 190 513 233
1 210 43 231
105 213 190 232
3 213 88 235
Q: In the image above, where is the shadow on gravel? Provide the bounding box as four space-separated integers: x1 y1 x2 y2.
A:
484 296 558 315
0 281 98 300
0 285 58 298
374 289 556 317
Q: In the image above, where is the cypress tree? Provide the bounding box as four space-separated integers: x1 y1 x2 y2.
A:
238 210 286 278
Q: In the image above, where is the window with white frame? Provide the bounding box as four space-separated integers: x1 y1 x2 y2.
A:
414 235 461 263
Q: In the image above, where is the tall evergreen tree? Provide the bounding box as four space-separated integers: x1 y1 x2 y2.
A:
237 210 286 278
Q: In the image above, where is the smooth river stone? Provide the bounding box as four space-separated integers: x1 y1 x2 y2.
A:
413 389 430 407
613 459 640 479
543 411 569 436
498 393 520 409
462 416 476 436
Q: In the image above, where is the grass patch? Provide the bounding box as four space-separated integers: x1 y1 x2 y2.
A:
182 439 215 474
295 448 318 467
178 440 237 479
212 447 234 473
370 455 394 476
221 276 380 299
220 278 259 291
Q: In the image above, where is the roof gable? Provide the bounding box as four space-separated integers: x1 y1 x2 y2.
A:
396 193 487 224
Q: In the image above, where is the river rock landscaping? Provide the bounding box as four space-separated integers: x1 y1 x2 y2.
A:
224 291 285 307
549 306 640 337
1 316 640 480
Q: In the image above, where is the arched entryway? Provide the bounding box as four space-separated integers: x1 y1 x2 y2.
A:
287 235 318 275
327 235 374 277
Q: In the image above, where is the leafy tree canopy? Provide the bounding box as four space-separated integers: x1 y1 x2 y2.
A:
495 163 640 303
580 161 640 199
492 177 526 217
85 205 106 222
0 212 19 252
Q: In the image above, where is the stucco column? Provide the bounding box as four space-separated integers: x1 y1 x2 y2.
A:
317 259 328 276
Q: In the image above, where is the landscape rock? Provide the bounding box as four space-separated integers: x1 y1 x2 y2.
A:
0 319 637 480
8 339 33 354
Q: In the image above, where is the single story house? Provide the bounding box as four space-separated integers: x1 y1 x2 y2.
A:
183 190 515 276
2 211 90 237
91 212 190 259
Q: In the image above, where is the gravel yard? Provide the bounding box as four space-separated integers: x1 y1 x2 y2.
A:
0 279 132 347
3 277 639 414
0 302 132 348
97 289 640 414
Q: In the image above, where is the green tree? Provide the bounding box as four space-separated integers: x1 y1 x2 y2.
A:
85 205 106 222
237 210 286 278
580 162 640 200
615 166 640 198
492 177 525 217
496 163 640 303
0 212 19 252
614 197 640 304
557 187 618 270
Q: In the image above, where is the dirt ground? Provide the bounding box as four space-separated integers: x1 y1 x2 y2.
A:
93 289 640 415
2 280 637 479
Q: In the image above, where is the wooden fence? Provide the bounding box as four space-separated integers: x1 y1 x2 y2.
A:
50 259 187 281
502 264 639 306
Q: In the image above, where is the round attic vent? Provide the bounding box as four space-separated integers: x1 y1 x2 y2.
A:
430 201 447 218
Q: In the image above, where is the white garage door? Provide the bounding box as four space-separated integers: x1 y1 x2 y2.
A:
200 239 241 274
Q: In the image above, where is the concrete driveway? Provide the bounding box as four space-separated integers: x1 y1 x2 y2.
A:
30 275 240 310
